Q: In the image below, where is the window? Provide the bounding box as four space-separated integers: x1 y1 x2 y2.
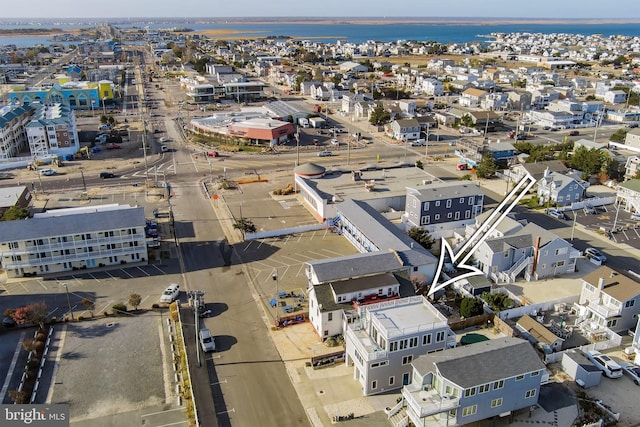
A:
371 380 377 390
446 200 452 208
402 355 413 365
491 398 503 408
447 212 452 219
454 212 460 220
435 214 440 221
421 216 430 225
516 374 525 381
390 342 398 352
607 319 618 328
328 313 333 321
465 210 471 219
436 331 445 342
435 201 441 207
525 389 537 398
625 300 636 308
459 197 465 204
422 334 432 345
504 250 509 257
389 376 395 386
493 380 504 390
409 337 418 348
468 197 474 205
462 405 477 417
464 387 476 397
478 383 490 393
423 202 430 211
531 371 540 377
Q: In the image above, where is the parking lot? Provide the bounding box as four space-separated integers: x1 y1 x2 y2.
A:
572 203 640 249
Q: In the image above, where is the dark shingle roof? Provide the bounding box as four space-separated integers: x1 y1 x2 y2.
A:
411 337 545 388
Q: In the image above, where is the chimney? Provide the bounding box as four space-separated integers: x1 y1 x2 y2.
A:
531 236 541 278
598 277 605 290
543 167 550 178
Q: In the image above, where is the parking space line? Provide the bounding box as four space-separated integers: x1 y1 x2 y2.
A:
151 264 167 274
321 248 346 256
97 300 114 315
292 254 314 260
137 266 151 277
281 255 307 264
19 282 30 293
243 241 254 251
308 251 331 258
634 229 640 238
0 330 26 402
622 230 629 240
37 280 48 290
252 260 277 269
88 273 100 283
47 307 60 317
256 239 266 250
280 265 291 280
0 284 10 295
104 270 119 280
309 231 317 240
71 276 83 285
120 269 135 279
296 263 306 277
142 407 186 418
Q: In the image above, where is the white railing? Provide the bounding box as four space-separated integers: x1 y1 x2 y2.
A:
587 300 622 319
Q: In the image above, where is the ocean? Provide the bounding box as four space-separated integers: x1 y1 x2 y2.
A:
1 20 640 47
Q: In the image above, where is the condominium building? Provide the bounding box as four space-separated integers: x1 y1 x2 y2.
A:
0 204 147 277
0 104 34 160
25 103 80 158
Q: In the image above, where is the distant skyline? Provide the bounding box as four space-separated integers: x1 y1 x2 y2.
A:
2 1 640 20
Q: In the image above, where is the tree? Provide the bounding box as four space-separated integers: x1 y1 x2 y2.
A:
609 129 628 143
409 272 429 295
1 206 29 221
12 303 48 330
369 104 390 126
475 153 499 179
481 291 512 312
459 114 474 128
569 146 606 179
460 297 484 318
128 293 142 311
407 227 434 250
233 218 256 235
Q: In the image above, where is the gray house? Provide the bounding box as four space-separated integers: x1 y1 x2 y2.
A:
389 118 420 141
393 337 546 426
537 170 586 207
475 222 579 284
561 349 602 388
404 182 484 239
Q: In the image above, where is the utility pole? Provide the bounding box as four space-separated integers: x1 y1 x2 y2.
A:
141 117 149 184
80 167 86 192
272 271 279 327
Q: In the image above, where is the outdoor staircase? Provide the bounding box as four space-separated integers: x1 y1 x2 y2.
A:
389 407 409 427
505 255 533 282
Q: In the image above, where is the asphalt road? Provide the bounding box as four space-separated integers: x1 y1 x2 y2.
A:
170 181 309 426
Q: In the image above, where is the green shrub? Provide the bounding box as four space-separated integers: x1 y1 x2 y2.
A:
111 302 127 315
460 297 484 318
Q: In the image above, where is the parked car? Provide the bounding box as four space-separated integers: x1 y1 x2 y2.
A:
40 168 57 176
585 247 607 264
2 316 16 328
546 209 568 220
0 172 13 180
317 150 332 157
98 125 112 131
410 139 426 146
621 362 640 385
199 328 216 352
159 137 169 143
99 172 115 179
569 130 580 136
583 205 597 215
631 213 640 221
330 139 339 146
586 350 623 378
161 145 170 152
159 284 180 303
206 151 219 157
627 123 639 129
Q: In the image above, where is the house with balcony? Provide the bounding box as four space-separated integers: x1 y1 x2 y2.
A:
617 179 640 213
537 170 586 207
403 182 484 240
459 88 487 108
624 156 640 180
308 273 404 340
344 296 455 396
574 266 640 335
0 204 147 277
474 222 579 284
390 337 546 427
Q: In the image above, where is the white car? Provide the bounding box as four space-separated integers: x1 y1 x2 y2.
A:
621 362 640 385
317 150 332 157
159 137 169 143
199 328 216 352
585 247 607 264
631 213 640 221
160 284 180 303
330 139 339 146
586 350 623 378
161 145 170 152
410 139 426 146
40 168 57 176
546 209 568 220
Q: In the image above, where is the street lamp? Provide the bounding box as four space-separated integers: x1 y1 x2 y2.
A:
63 283 74 321
272 271 279 326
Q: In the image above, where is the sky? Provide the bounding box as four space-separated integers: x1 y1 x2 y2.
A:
2 1 640 20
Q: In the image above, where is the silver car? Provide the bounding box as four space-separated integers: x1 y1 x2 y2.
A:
621 362 640 385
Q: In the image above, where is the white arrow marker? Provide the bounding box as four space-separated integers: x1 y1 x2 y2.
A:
428 173 537 297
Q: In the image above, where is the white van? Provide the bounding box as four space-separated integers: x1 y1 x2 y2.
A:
160 284 180 303
199 328 216 352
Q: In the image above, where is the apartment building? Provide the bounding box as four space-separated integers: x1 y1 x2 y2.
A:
0 205 147 277
344 296 455 396
0 104 34 160
25 103 80 158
